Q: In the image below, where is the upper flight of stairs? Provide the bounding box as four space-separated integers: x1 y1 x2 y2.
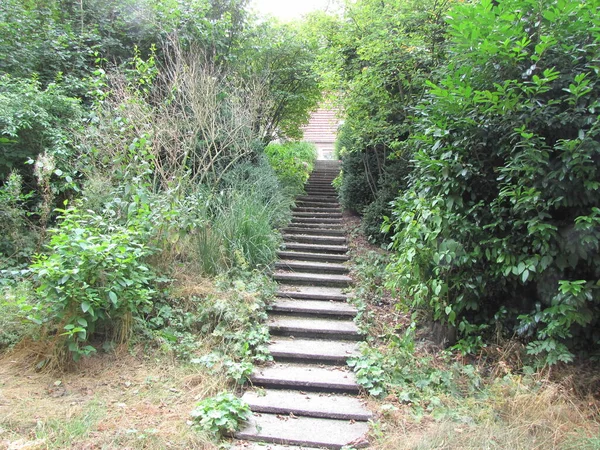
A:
233 160 371 450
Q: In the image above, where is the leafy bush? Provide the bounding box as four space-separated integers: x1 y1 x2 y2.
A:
264 141 317 195
190 392 250 436
385 0 600 364
338 148 378 213
361 156 411 244
188 158 291 276
0 76 82 182
0 281 39 350
30 206 156 363
0 172 35 260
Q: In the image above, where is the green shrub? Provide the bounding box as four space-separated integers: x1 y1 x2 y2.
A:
0 172 35 260
30 206 156 363
191 158 292 276
385 0 600 364
264 141 317 195
0 281 39 350
361 157 411 244
338 149 377 213
0 75 82 182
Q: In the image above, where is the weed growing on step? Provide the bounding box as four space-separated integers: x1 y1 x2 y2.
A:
190 391 250 436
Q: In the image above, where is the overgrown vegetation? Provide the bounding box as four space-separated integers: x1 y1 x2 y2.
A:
347 238 600 449
318 0 600 365
264 141 318 195
0 2 320 445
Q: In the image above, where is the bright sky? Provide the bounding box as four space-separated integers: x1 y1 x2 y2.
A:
250 0 333 21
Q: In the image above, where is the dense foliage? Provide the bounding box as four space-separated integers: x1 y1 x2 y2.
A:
264 141 317 195
322 0 600 364
313 0 450 243
385 0 600 364
0 0 321 366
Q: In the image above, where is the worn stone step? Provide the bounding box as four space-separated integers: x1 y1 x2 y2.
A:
292 217 343 228
276 251 349 264
281 243 348 254
273 271 351 287
304 190 337 196
235 413 369 450
283 228 345 237
275 260 348 275
269 299 356 317
268 337 359 363
305 185 336 190
268 316 360 340
242 389 372 421
295 201 340 209
282 234 347 246
286 222 343 230
231 443 314 450
305 188 336 192
276 286 348 302
296 196 338 203
250 363 360 392
292 212 343 219
292 207 341 214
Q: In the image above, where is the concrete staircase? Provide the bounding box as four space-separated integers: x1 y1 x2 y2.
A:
233 161 371 449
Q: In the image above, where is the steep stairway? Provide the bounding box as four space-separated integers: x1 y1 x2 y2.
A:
233 161 371 449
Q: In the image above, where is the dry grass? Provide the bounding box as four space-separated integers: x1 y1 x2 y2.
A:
371 376 600 450
0 348 228 449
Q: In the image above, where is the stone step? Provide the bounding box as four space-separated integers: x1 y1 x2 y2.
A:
295 201 340 209
305 185 336 190
305 187 336 191
292 217 343 228
276 251 349 263
235 413 369 450
250 363 360 392
304 190 337 196
269 299 356 317
231 443 315 450
275 260 349 275
286 222 343 230
281 243 348 254
282 234 347 246
292 212 343 219
242 389 372 421
296 196 339 203
273 271 351 287
276 286 348 302
292 207 341 214
268 337 359 363
283 228 345 237
268 316 360 340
